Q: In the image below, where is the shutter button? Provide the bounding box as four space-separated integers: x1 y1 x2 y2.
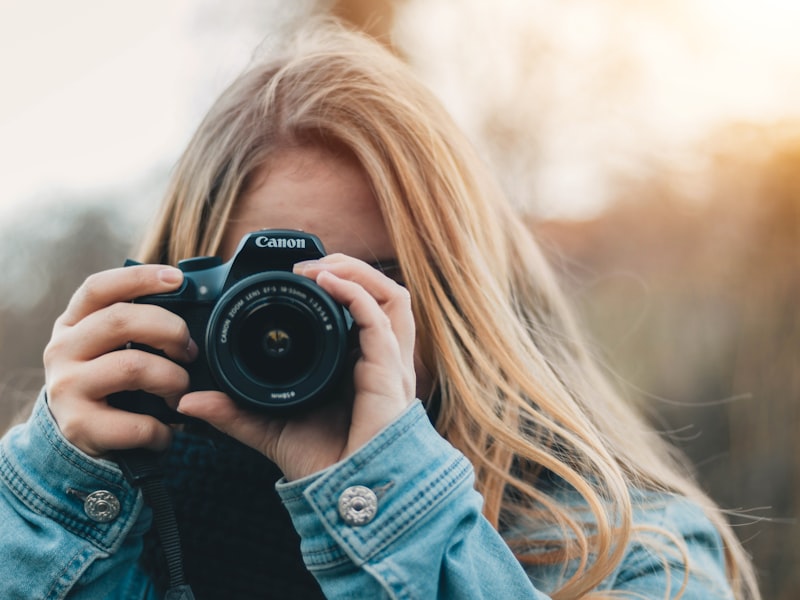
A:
83 490 121 523
338 485 378 526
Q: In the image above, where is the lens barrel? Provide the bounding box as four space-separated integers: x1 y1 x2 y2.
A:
205 272 350 411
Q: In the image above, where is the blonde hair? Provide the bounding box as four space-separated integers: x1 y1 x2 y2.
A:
138 21 759 600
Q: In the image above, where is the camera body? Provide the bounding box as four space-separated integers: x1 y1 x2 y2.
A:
108 230 355 422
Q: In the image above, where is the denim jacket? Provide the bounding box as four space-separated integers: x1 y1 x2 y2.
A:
0 391 734 599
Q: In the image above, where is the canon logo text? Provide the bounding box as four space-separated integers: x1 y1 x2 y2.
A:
255 236 307 249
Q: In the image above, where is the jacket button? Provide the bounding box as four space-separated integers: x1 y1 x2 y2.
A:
83 490 121 523
338 485 378 526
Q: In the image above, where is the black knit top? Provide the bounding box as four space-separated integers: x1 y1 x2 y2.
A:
140 426 326 599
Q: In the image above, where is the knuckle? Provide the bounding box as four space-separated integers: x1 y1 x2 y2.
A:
168 316 191 347
103 303 132 332
55 414 84 445
79 272 105 304
129 419 162 447
377 311 393 330
115 351 145 380
394 285 412 303
177 367 191 391
42 337 65 366
162 365 190 397
46 372 75 402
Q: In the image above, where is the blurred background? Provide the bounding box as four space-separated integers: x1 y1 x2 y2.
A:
0 0 796 596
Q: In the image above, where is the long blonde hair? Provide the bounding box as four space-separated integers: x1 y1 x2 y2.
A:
138 21 759 600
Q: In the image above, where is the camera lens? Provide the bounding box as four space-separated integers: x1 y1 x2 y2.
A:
263 328 291 357
236 303 318 386
205 272 351 411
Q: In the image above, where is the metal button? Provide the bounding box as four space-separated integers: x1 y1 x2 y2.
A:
83 490 121 523
338 485 378 526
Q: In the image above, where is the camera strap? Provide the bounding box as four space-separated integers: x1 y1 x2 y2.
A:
115 449 196 600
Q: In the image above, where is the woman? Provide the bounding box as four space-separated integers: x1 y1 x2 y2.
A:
0 21 759 599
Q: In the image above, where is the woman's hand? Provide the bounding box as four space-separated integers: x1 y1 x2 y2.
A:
44 265 197 457
176 254 417 481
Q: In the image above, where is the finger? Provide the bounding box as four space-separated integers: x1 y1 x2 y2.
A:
48 350 191 410
57 302 197 362
59 265 184 327
177 391 281 456
315 270 406 372
61 405 174 455
296 256 416 367
295 254 400 304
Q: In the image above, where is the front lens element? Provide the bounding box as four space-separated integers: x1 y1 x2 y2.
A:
237 302 318 386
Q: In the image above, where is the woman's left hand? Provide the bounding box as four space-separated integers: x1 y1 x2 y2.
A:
176 253 417 480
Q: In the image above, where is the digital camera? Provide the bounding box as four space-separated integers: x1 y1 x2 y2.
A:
108 230 355 422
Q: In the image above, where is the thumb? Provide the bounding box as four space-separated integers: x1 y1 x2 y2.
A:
177 391 281 456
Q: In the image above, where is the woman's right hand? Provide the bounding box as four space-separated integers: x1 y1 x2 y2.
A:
43 265 198 458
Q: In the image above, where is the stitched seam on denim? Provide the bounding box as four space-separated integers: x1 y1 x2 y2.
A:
309 405 428 506
350 456 472 553
46 546 95 600
296 405 430 569
296 404 424 508
317 455 471 565
367 560 408 600
310 411 431 516
0 445 125 552
301 543 350 569
321 434 470 528
338 404 425 477
0 450 110 548
303 409 434 569
277 489 304 502
36 402 124 487
278 491 306 506
303 406 469 563
282 406 422 510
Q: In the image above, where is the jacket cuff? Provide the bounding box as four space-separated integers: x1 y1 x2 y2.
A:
0 389 145 553
276 401 474 570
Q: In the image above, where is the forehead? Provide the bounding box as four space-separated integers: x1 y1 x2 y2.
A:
220 147 394 261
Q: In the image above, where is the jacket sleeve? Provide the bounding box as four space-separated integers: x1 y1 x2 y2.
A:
276 401 553 599
0 390 153 600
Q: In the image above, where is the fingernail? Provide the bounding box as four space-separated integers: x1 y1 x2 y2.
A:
175 396 190 414
293 260 320 273
159 267 183 284
316 269 339 283
186 338 199 360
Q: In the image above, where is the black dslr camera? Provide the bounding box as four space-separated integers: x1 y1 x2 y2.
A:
109 230 355 422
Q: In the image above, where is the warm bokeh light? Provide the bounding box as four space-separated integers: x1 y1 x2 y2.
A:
396 0 800 217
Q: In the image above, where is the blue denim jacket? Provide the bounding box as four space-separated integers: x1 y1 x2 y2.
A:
0 392 734 599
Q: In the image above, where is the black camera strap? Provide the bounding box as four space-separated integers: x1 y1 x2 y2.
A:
115 449 196 600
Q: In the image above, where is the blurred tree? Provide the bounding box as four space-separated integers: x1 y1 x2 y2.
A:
0 199 135 430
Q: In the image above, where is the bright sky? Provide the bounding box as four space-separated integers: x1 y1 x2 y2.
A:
1 0 800 219
0 0 275 217
397 0 800 217
0 2 190 208
633 0 800 138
